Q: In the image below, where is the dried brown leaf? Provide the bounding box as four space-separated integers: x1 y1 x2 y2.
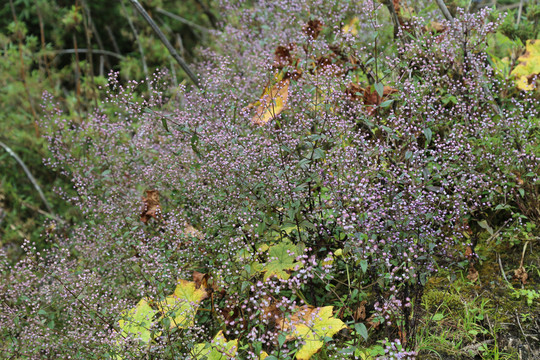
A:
274 44 296 69
513 266 528 284
467 264 479 282
140 189 161 224
353 301 367 321
303 19 323 40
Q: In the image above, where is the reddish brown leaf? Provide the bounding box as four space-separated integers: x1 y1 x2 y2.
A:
303 19 323 40
348 84 398 115
465 246 475 261
192 271 209 289
274 43 296 69
140 189 161 224
365 314 381 330
353 301 367 321
393 0 401 12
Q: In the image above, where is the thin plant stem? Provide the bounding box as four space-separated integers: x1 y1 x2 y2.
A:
55 48 126 60
128 0 200 87
9 0 40 137
121 0 149 79
156 7 210 33
0 140 54 215
435 0 454 22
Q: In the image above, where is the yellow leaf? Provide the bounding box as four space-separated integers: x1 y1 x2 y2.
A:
251 78 290 125
280 306 346 360
511 39 540 91
158 279 207 329
118 298 158 343
192 330 238 359
342 17 359 35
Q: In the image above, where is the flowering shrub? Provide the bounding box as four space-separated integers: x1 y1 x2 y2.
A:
2 0 539 359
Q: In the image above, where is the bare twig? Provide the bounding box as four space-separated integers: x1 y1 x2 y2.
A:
121 0 148 79
519 241 529 268
486 218 513 244
517 0 524 26
9 0 40 136
0 140 54 215
34 0 53 86
128 0 200 87
461 339 494 354
384 0 402 38
105 25 121 54
55 48 125 60
155 7 209 33
194 0 217 28
497 253 510 284
515 310 531 347
435 0 454 22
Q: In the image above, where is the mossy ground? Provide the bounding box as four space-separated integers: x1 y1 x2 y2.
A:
416 232 539 360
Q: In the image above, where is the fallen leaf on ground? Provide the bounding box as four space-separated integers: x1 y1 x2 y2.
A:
274 44 296 69
465 246 475 261
347 83 398 115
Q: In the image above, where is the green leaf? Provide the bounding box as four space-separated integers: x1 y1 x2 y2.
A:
432 313 445 321
374 82 384 98
278 333 286 347
379 99 394 108
354 322 368 340
359 259 368 273
263 240 303 281
478 220 494 235
423 128 432 145
161 116 170 132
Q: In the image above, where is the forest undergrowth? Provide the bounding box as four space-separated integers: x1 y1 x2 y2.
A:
1 0 539 359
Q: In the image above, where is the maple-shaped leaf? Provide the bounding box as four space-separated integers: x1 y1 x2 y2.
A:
280 306 346 360
251 77 290 126
511 39 540 91
118 298 159 343
262 240 303 281
158 279 207 329
192 330 238 359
